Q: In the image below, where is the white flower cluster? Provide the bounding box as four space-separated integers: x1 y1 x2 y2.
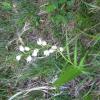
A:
16 45 39 63
16 38 64 63
43 45 64 56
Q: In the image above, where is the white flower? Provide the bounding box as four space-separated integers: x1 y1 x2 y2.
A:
44 50 50 56
37 38 47 46
51 45 57 50
34 49 39 53
19 45 25 52
24 46 30 51
32 49 39 57
59 47 64 52
26 55 32 62
32 52 37 57
42 41 47 46
49 49 55 53
37 38 42 45
16 55 21 61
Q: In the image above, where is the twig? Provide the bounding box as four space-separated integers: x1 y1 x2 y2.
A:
8 86 56 100
7 21 30 47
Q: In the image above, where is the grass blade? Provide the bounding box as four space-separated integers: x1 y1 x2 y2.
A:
54 66 83 87
74 42 78 66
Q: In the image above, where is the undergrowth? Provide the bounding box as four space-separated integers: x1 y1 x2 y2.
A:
0 0 100 100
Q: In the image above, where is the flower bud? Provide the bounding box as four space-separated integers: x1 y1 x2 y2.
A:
26 56 32 62
24 46 30 51
44 50 50 56
16 55 21 61
19 45 25 52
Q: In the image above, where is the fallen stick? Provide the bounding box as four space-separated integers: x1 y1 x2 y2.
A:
8 86 56 100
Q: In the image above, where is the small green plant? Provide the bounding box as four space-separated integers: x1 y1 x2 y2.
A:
54 42 87 87
43 0 75 24
16 38 64 63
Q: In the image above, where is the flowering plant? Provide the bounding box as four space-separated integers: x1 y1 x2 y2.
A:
16 38 64 63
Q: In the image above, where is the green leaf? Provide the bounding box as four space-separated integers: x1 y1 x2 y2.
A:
84 94 93 100
79 51 88 66
58 0 67 4
54 66 83 87
74 43 78 66
46 4 56 13
67 0 75 7
2 2 12 11
52 15 66 24
65 33 71 61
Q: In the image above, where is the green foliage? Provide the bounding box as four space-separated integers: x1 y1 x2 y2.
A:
46 4 56 13
84 94 93 100
2 2 12 11
44 0 75 24
54 65 83 87
0 0 100 99
54 43 87 87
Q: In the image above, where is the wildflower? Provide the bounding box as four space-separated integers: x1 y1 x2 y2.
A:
37 38 42 45
51 45 57 50
19 45 25 52
49 49 55 53
44 50 50 56
16 55 21 61
24 46 30 51
32 49 39 57
34 49 39 53
42 41 47 46
26 55 32 62
59 47 64 52
13 4 16 8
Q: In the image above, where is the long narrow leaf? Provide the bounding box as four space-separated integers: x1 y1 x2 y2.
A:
65 30 71 61
54 66 83 87
74 43 78 66
79 51 88 66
